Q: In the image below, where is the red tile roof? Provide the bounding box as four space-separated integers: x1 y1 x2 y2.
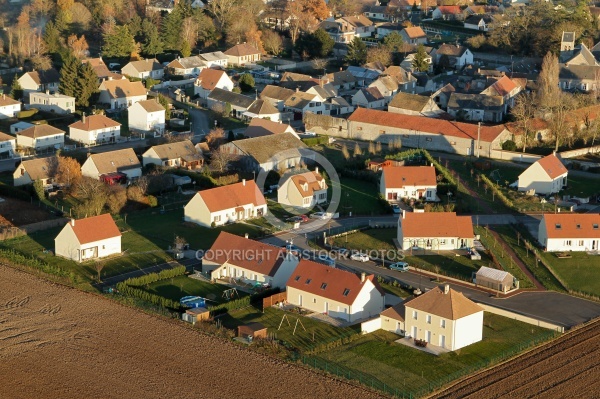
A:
348 108 507 143
490 76 518 97
382 166 437 188
542 213 600 239
535 154 568 179
401 212 474 239
286 259 383 306
196 69 228 91
205 232 286 276
404 286 483 320
289 171 326 197
69 114 121 131
437 5 461 14
68 214 121 245
197 180 266 213
403 27 426 39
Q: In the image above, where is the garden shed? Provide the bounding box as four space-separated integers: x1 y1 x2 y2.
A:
237 322 267 341
474 266 518 293
181 307 210 324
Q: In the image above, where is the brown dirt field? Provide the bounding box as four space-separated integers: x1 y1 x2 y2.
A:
0 265 386 399
0 197 55 226
429 319 600 399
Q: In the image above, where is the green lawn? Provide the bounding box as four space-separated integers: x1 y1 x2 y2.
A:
317 313 556 396
538 251 600 297
219 306 360 352
489 225 566 292
142 275 235 303
339 177 389 216
474 226 535 289
330 228 397 253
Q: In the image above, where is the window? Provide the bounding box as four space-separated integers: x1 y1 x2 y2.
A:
426 315 431 324
555 224 562 229
426 138 433 142
578 240 584 246
565 240 572 246
440 239 446 245
213 215 221 222
313 298 317 303
294 275 300 281
412 310 417 320
320 283 328 290
441 319 446 328
357 127 363 131
594 224 599 230
343 288 350 296
305 279 312 284
380 130 386 134
576 224 581 229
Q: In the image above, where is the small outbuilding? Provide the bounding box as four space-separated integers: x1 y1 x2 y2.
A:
237 322 267 341
181 307 210 324
474 266 518 293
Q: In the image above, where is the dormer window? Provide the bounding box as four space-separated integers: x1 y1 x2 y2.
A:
305 278 312 284
294 275 300 281
320 283 328 290
555 224 561 229
594 224 599 230
343 288 350 296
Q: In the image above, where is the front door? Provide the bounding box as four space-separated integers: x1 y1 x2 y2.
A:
412 326 417 339
426 330 431 343
439 334 446 348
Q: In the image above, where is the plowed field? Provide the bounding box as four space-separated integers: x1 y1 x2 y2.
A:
0 265 385 399
430 318 600 399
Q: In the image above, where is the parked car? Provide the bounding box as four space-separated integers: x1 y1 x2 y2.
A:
350 253 370 262
286 216 303 223
389 262 409 272
317 254 336 267
299 214 309 222
310 212 329 220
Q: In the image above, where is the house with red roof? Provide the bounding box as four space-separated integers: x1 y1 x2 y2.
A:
380 284 484 350
380 165 438 202
203 232 300 289
184 180 267 227
538 213 600 252
193 69 233 101
397 211 474 250
347 108 511 157
517 153 568 195
278 169 328 208
481 75 522 112
286 259 385 322
54 214 121 262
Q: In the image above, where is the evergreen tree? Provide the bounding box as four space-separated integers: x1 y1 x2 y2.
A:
10 75 23 100
157 94 171 119
59 53 79 98
296 29 334 59
141 20 163 57
383 31 404 53
345 37 367 66
76 63 99 108
181 40 191 58
43 22 62 54
161 6 184 51
102 25 135 58
412 44 430 73
238 74 255 92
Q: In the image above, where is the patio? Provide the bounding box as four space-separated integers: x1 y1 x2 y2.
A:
394 336 451 356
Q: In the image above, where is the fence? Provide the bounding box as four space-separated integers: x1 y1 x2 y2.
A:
302 328 558 399
262 291 287 309
478 303 564 332
0 217 68 241
488 150 542 163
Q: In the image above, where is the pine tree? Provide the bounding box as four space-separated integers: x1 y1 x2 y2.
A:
43 22 62 54
10 75 23 100
102 25 135 58
412 44 430 73
181 40 191 58
59 53 79 98
76 63 99 108
161 6 184 51
141 20 163 57
345 37 367 66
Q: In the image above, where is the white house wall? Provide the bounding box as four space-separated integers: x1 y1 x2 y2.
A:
452 311 484 350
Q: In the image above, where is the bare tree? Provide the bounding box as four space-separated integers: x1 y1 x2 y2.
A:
341 143 350 160
261 29 283 56
548 93 576 152
206 127 226 150
94 261 105 282
511 92 535 152
353 142 363 157
210 148 234 173
537 52 560 110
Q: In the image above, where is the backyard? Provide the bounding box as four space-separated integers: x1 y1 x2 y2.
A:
315 313 555 396
538 251 600 297
219 306 360 353
142 275 236 303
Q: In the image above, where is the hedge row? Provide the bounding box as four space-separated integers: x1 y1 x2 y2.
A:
479 174 514 209
422 151 458 187
116 282 180 309
0 183 32 202
209 287 281 316
301 135 329 146
121 265 186 287
0 248 77 283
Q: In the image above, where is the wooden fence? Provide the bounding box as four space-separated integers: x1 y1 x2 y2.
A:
262 291 287 309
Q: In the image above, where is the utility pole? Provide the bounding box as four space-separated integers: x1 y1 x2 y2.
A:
477 122 481 158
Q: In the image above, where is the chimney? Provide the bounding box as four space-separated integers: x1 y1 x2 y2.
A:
315 166 319 174
443 284 450 294
71 219 75 226
82 112 86 123
242 179 246 186
244 233 249 239
361 272 366 282
45 90 49 95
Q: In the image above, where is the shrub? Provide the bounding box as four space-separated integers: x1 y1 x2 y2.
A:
502 140 517 151
238 73 255 92
146 195 158 207
121 266 186 287
0 183 31 201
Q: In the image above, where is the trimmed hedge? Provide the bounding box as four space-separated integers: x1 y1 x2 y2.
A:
480 174 514 209
121 266 186 287
0 183 32 201
116 283 181 309
301 135 329 146
0 248 77 283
